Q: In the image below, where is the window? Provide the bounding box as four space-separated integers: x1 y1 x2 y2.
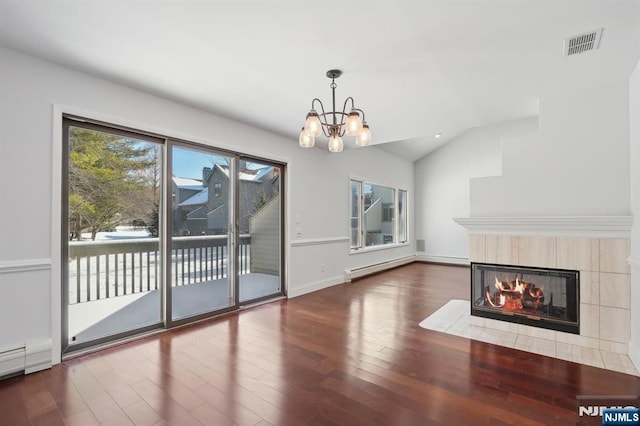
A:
398 190 407 243
350 181 361 249
350 179 408 250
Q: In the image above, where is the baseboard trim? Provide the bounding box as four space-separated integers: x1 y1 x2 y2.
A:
287 275 344 298
0 338 52 379
25 339 52 374
344 255 416 281
416 253 470 266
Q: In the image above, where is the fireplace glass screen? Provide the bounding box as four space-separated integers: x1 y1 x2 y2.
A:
471 263 579 334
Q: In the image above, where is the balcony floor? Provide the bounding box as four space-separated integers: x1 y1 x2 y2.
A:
68 273 280 346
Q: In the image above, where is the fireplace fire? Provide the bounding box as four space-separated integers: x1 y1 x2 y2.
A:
471 263 579 334
487 276 545 311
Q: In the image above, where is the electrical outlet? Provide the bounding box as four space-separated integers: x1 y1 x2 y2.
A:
320 264 325 272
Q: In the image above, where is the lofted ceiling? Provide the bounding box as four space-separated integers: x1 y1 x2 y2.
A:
1 1 639 161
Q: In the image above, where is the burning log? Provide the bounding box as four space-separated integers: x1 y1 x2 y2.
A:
486 276 545 312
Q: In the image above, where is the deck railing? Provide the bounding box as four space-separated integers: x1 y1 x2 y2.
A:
68 235 251 304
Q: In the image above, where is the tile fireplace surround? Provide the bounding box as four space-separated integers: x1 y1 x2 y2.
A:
454 216 637 375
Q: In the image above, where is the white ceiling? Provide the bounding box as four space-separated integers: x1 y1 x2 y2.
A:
1 1 639 161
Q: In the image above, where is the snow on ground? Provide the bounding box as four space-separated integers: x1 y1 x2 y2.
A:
80 225 151 241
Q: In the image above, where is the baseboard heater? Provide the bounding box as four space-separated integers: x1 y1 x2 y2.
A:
0 339 52 380
344 255 416 281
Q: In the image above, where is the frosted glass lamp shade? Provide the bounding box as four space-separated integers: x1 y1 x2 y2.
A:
345 110 363 136
299 128 315 148
328 134 344 153
355 123 372 146
304 110 322 137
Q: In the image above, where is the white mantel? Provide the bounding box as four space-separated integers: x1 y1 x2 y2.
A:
453 216 633 238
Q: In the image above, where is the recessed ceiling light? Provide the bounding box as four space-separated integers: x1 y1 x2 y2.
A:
434 133 442 138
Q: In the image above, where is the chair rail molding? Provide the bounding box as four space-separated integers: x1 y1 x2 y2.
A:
0 259 52 274
290 237 350 247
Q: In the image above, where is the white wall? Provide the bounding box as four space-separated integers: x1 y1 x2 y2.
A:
414 118 537 260
630 58 640 371
471 80 631 217
0 46 415 363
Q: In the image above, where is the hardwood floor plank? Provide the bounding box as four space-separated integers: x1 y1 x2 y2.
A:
189 401 236 426
83 391 134 425
121 400 163 426
191 382 264 426
62 410 100 426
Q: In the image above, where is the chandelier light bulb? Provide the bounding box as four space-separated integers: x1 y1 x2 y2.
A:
299 128 315 148
328 134 344 153
355 123 372 147
345 109 363 136
304 110 322 137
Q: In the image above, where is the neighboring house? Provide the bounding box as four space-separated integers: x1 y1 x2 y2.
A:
172 176 206 236
173 164 279 236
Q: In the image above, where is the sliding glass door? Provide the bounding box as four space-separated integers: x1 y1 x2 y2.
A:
238 158 282 303
63 119 164 351
62 117 285 353
169 151 284 315
169 145 236 321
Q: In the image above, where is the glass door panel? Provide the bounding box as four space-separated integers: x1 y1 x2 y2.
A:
64 120 163 350
170 145 235 320
238 159 282 303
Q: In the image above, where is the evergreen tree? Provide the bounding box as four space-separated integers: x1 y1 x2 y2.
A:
68 128 155 240
147 201 160 237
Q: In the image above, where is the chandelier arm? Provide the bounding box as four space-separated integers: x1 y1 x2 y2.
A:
342 97 355 116
333 96 355 137
354 108 366 122
311 98 325 116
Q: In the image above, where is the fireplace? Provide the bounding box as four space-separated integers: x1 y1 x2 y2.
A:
471 262 579 334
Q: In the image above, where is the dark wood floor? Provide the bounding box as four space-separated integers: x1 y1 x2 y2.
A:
1 263 639 425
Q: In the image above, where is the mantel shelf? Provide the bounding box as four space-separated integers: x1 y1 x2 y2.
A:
453 216 633 238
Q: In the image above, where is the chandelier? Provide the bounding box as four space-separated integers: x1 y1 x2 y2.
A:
299 69 372 153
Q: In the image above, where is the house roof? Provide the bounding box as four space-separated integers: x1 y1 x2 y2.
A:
215 164 273 183
173 176 203 190
178 187 208 207
185 205 207 219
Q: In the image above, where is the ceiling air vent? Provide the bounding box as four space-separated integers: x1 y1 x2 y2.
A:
564 28 603 57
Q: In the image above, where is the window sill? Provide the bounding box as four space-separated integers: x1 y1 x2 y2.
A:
349 242 410 255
